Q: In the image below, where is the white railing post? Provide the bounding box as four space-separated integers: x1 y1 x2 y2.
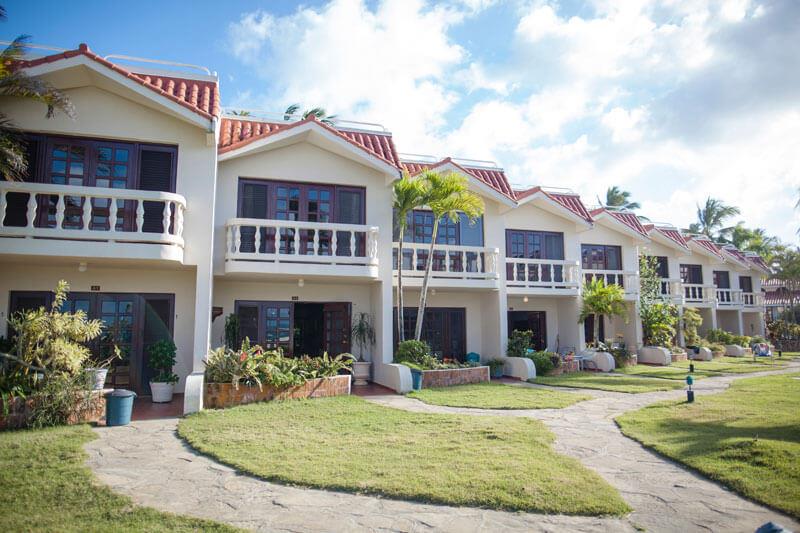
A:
253 224 261 254
162 200 172 237
233 224 241 254
312 228 319 256
82 196 92 230
108 198 117 233
293 227 300 255
135 200 145 233
26 193 37 229
176 203 184 238
332 231 338 256
350 231 356 257
226 225 233 254
512 262 518 281
55 195 65 229
412 247 418 271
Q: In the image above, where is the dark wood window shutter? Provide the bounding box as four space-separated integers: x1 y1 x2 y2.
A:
138 147 176 233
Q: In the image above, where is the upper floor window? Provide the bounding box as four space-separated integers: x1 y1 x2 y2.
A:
653 256 669 278
581 244 622 270
393 209 484 247
740 276 753 292
506 230 564 260
237 178 365 224
680 264 703 284
713 270 731 289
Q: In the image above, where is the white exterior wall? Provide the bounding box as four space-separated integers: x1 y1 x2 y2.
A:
0 263 197 391
1 83 217 403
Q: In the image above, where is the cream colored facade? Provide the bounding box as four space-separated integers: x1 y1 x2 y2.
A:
1 49 769 413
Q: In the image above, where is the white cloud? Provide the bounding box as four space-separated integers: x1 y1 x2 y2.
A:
601 106 648 143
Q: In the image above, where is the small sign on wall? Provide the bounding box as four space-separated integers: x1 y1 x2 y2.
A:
291 296 299 301
91 285 100 291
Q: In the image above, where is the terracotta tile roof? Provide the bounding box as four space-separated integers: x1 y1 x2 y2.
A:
763 278 783 288
721 245 750 266
218 116 401 168
19 44 220 120
765 289 798 306
686 235 724 259
589 207 649 237
746 254 771 273
514 186 593 223
401 158 515 200
644 224 690 249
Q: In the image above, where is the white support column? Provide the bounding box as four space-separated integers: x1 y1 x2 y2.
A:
676 306 685 346
736 309 744 336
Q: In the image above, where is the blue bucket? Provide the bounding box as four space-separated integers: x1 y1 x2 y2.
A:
105 389 137 426
411 370 423 390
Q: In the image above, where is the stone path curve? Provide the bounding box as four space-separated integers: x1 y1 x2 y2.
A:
85 362 800 533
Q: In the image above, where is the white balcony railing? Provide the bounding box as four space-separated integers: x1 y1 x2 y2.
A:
392 242 499 281
506 258 580 290
583 269 639 296
0 181 185 246
683 283 716 304
226 218 378 266
716 288 743 307
659 278 684 304
741 291 763 307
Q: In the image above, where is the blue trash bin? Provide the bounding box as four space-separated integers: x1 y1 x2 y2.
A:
466 352 480 364
105 389 136 426
411 370 423 390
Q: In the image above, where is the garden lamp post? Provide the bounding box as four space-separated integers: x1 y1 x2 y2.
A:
689 362 695 373
686 375 694 403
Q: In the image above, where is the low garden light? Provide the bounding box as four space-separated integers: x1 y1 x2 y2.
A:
686 375 694 403
689 362 695 373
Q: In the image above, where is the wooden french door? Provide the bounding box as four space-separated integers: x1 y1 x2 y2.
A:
323 303 351 356
508 311 547 351
8 291 173 395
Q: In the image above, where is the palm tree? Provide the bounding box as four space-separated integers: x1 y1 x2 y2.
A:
283 104 337 125
0 9 74 180
229 110 252 116
729 223 780 260
692 197 740 240
392 174 427 342
604 186 640 210
578 278 627 348
414 171 484 342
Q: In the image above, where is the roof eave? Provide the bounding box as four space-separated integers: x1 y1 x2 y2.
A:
519 191 592 228
22 54 213 130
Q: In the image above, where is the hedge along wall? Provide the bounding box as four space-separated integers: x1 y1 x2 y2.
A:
203 374 351 409
0 390 106 430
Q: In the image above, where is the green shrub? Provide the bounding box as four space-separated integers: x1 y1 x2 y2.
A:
395 340 432 365
708 343 725 356
682 307 703 346
706 328 734 345
610 346 634 368
28 373 94 429
506 330 534 358
147 339 178 384
641 303 678 347
527 351 555 375
223 313 240 350
487 359 505 371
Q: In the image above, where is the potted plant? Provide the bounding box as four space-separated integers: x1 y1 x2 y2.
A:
350 312 375 386
147 339 178 403
84 346 121 391
487 359 504 379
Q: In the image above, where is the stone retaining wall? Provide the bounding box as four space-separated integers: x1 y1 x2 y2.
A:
420 366 489 388
204 374 351 409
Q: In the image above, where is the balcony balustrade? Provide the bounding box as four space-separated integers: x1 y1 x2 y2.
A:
392 242 499 287
506 258 580 293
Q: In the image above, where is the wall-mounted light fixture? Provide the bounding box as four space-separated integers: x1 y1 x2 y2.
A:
298 278 305 288
78 262 88 273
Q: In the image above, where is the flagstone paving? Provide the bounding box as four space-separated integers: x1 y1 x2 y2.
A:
85 362 800 533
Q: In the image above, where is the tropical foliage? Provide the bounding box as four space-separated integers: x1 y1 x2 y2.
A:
681 307 703 346
350 312 375 362
413 170 484 341
579 278 627 348
283 104 337 125
0 9 74 180
604 186 640 210
687 196 741 240
506 329 534 358
147 339 178 384
392 173 428 342
204 340 353 390
639 255 678 347
772 248 800 322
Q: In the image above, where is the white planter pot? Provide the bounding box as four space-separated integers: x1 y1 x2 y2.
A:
85 368 109 390
585 350 615 372
352 361 371 386
690 347 713 361
638 346 672 366
150 382 175 403
725 345 746 357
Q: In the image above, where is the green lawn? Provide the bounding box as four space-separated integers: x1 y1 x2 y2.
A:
0 425 238 533
672 356 787 374
615 365 713 380
178 396 630 516
408 382 590 409
617 373 800 519
531 372 685 393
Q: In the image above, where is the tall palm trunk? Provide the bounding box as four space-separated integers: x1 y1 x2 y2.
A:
593 314 601 348
414 219 440 341
396 227 405 343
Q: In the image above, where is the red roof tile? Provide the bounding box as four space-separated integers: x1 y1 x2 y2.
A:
765 289 798 306
687 236 724 258
218 116 401 168
19 44 220 120
721 245 750 266
746 254 771 273
644 225 690 249
589 207 649 237
515 186 593 223
401 158 515 200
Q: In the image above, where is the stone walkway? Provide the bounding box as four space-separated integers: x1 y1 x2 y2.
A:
85 362 800 533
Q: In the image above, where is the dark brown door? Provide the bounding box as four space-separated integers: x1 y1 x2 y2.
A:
323 303 351 356
508 311 547 350
97 294 137 391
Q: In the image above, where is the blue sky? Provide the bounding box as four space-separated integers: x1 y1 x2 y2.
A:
4 0 799 243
